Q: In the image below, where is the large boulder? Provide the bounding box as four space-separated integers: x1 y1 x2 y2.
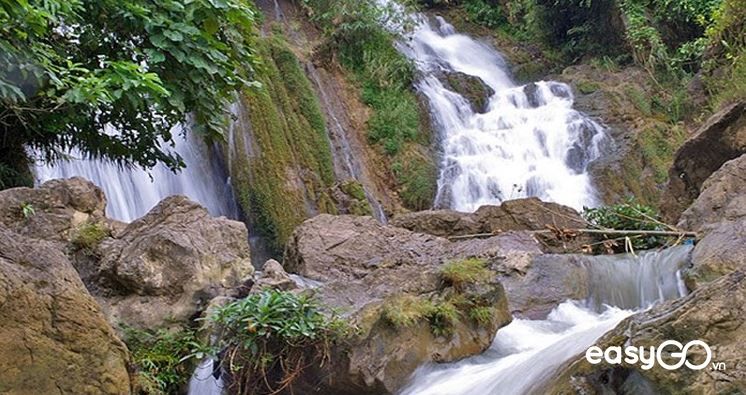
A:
390 198 591 253
686 219 746 290
660 102 746 222
0 226 132 394
677 154 746 232
548 269 746 394
674 154 746 290
0 177 106 242
284 214 521 394
94 196 254 329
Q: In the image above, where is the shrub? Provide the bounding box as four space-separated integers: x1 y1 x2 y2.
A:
123 327 204 395
440 258 493 289
210 290 349 395
583 199 667 252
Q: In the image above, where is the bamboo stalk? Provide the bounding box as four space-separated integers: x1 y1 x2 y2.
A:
446 228 698 240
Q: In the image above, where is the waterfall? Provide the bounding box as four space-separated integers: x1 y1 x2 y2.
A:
400 245 692 395
188 358 224 395
34 125 238 222
394 12 605 211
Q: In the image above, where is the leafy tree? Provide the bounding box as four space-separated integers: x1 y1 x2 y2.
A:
0 0 258 188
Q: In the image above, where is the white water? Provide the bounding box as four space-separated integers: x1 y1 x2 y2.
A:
188 358 224 395
397 14 606 211
401 245 692 395
34 125 238 222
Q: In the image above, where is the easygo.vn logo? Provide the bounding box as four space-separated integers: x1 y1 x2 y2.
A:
586 340 714 371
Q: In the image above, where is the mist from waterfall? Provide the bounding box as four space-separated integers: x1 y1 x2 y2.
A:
400 245 692 395
34 125 238 222
395 13 606 212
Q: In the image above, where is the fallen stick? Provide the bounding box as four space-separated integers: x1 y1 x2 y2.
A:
446 228 698 240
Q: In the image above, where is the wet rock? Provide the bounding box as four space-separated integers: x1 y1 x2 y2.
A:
548 269 746 394
660 101 746 222
443 71 495 113
95 196 254 329
284 214 523 394
0 226 131 394
391 198 592 253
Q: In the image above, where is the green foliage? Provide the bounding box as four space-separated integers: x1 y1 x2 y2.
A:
382 294 435 328
210 290 348 395
70 221 110 252
123 327 205 395
394 151 437 211
440 258 493 289
703 0 746 108
0 0 258 188
381 294 462 336
463 0 504 28
583 199 668 251
302 0 436 211
20 202 35 219
426 299 460 336
468 305 494 325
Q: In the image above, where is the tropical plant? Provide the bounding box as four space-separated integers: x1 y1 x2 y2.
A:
0 0 258 187
209 290 349 395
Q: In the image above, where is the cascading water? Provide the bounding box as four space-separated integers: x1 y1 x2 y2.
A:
395 12 606 211
400 245 693 395
34 125 238 222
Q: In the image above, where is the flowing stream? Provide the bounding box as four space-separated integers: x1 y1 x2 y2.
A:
34 125 238 222
391 9 606 211
400 245 692 395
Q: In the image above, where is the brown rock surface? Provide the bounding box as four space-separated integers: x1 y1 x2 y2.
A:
96 196 254 329
0 226 132 394
284 214 519 394
661 102 746 222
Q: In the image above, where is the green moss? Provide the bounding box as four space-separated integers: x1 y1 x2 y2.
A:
441 258 493 290
339 180 373 216
71 221 109 253
231 36 337 254
576 80 600 94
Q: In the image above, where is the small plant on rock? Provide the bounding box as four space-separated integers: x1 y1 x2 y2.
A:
440 258 493 290
70 221 110 253
210 290 349 395
382 294 435 328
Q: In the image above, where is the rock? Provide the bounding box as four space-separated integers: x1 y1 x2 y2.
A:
0 177 106 242
0 226 132 394
252 259 297 292
548 269 746 394
497 254 590 319
95 195 254 329
443 71 494 113
685 219 746 290
284 214 523 394
390 198 591 253
661 102 746 222
677 154 746 231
